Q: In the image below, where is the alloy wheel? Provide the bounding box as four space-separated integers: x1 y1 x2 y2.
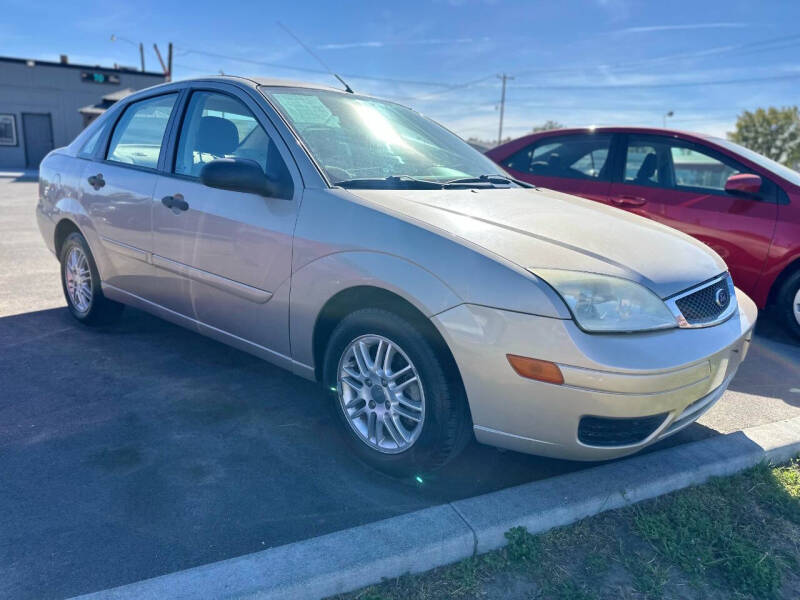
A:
794 287 800 327
337 334 426 454
64 246 92 313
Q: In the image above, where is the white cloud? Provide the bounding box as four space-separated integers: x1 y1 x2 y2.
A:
611 22 747 34
317 37 485 50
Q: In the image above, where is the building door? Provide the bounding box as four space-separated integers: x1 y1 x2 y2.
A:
22 113 54 169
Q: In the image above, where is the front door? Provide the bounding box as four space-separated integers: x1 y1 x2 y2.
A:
79 93 180 299
152 88 299 356
608 134 778 294
22 113 54 169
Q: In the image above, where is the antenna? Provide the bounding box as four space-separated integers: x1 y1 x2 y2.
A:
276 22 354 93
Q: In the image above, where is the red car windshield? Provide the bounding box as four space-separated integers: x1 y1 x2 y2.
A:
708 136 800 187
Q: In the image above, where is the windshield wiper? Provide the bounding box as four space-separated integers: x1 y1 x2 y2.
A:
335 175 444 190
444 174 528 187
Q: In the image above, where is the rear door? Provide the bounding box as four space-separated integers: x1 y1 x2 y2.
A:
79 92 179 299
497 132 615 203
608 134 778 293
151 85 299 357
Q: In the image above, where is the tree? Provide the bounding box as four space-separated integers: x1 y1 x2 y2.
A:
728 107 800 166
531 120 564 133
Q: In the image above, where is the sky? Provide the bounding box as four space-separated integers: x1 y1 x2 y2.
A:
3 0 800 143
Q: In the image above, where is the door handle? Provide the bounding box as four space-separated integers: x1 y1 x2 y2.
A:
611 195 647 207
87 173 105 190
161 194 189 212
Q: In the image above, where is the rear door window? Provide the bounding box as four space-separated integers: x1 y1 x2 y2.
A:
501 134 613 179
106 94 178 169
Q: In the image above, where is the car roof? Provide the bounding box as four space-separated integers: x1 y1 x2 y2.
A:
488 126 717 158
525 126 712 140
118 74 351 103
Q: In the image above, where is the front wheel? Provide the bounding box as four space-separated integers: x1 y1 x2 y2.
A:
775 270 800 340
60 232 123 325
323 308 472 476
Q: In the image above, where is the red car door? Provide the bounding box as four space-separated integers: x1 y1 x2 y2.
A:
608 134 778 295
498 132 615 203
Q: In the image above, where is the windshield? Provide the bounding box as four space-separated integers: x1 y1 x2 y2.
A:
707 136 800 187
262 87 510 186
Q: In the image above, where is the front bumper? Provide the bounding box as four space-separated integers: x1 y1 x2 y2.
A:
432 288 757 461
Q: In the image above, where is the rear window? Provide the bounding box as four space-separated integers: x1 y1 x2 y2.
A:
501 134 613 180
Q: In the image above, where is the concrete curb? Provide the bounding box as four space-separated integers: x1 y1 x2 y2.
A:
72 416 800 600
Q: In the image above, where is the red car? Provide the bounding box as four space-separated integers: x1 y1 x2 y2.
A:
487 127 800 339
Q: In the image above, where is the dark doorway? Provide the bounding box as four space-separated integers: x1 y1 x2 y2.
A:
22 113 54 169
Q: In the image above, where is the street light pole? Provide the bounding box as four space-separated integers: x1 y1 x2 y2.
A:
111 35 145 72
663 110 674 128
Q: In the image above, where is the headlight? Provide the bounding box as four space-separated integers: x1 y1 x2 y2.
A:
534 269 677 333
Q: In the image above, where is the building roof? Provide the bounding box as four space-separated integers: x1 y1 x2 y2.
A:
79 88 136 116
0 55 165 78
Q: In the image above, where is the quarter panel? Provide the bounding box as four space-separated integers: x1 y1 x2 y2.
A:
751 192 800 307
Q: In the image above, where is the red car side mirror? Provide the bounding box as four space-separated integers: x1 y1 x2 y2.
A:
724 173 762 196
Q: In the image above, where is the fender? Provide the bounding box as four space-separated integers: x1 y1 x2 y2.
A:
289 250 463 370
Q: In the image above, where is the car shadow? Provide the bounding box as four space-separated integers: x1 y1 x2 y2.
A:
724 311 800 408
0 303 771 599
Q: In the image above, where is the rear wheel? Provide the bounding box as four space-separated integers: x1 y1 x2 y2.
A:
60 232 123 325
323 308 472 475
775 270 800 340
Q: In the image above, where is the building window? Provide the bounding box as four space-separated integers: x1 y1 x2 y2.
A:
0 114 17 146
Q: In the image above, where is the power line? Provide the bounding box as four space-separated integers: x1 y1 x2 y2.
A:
174 45 482 88
508 72 800 91
512 33 800 79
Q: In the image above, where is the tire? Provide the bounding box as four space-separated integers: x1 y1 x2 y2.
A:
59 231 124 325
323 308 472 476
775 270 800 340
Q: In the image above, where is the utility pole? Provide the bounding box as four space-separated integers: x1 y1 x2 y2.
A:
138 42 145 72
497 73 514 146
167 42 173 82
153 43 172 81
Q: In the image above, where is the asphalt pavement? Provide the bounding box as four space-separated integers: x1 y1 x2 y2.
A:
1 174 798 600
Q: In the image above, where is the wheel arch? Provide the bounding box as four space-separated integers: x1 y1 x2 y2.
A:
311 286 467 404
766 255 800 307
53 218 82 258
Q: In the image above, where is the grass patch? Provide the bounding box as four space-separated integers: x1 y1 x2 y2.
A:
333 460 800 600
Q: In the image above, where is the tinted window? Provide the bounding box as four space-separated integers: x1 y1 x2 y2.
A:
502 134 612 179
107 94 177 169
624 136 672 187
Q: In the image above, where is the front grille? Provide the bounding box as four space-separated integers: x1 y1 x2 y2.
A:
578 413 668 447
675 277 731 325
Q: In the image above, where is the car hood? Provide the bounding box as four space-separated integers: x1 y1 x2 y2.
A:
345 186 726 298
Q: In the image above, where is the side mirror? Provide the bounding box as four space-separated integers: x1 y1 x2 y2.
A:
724 173 761 197
200 158 276 197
